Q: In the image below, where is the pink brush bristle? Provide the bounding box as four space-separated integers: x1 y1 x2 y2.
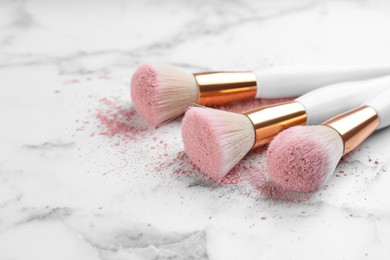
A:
182 107 255 180
131 64 161 126
131 64 198 127
182 107 225 180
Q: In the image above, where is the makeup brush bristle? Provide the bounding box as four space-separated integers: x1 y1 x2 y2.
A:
182 107 255 180
131 64 199 127
266 125 344 192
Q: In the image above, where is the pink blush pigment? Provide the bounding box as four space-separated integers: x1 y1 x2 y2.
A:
95 97 149 142
93 93 313 202
130 64 161 126
181 108 225 180
266 126 330 193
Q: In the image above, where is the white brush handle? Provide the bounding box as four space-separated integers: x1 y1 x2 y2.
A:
363 88 390 129
295 76 390 125
255 64 390 98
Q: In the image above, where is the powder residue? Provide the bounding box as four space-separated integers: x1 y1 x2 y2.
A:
160 142 312 203
236 150 311 203
251 179 311 203
95 97 150 142
91 96 311 203
130 64 162 126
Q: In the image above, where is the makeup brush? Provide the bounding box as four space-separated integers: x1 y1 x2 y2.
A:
182 76 390 180
131 63 390 126
266 87 390 193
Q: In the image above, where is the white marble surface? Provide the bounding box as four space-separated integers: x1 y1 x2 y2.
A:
1 0 390 259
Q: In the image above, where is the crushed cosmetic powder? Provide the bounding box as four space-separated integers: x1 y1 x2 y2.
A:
90 96 316 203
88 96 385 203
95 97 150 141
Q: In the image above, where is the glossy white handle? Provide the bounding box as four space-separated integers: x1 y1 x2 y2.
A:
296 76 390 125
363 88 390 129
255 64 390 98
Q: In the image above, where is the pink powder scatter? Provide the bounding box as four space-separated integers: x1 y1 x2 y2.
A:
220 151 266 185
95 97 150 142
217 170 241 185
154 150 247 186
155 151 200 176
173 142 311 203
229 152 311 203
254 180 310 203
64 79 80 84
230 147 311 203
93 94 313 203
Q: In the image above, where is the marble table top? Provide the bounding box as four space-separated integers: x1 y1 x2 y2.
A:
1 0 390 259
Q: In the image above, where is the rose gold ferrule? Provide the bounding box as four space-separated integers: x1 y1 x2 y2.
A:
243 101 307 148
194 71 257 105
323 106 379 155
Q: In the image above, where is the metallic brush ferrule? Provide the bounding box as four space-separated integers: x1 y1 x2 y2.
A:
323 106 379 155
194 71 257 105
243 101 307 148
